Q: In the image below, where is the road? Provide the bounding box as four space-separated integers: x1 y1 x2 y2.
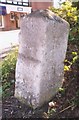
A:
0 30 20 52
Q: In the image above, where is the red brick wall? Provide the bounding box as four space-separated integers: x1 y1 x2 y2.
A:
2 12 21 31
31 2 53 11
4 14 11 30
3 14 16 31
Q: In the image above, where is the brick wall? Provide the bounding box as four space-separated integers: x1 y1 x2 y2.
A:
3 14 16 31
1 12 21 31
31 2 53 11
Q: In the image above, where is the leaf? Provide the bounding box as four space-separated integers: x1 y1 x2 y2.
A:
64 65 70 71
72 56 78 63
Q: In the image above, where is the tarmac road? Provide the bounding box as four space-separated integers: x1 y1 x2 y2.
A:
0 29 20 52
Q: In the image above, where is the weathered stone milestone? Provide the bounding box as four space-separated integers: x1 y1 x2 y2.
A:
15 9 69 109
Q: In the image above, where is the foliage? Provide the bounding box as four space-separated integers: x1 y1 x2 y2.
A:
0 47 18 98
64 51 78 72
1 48 18 80
47 51 79 117
49 1 79 42
72 2 79 9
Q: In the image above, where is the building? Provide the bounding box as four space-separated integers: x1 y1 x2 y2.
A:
31 2 53 11
0 0 31 31
0 0 53 31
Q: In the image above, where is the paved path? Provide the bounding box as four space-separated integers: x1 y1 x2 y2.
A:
0 30 20 52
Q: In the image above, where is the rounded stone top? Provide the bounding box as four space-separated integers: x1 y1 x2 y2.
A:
25 9 69 25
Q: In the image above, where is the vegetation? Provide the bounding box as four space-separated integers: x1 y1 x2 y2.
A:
0 47 18 98
72 1 79 10
49 1 79 42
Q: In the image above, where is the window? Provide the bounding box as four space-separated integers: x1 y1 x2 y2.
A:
23 2 28 6
0 15 4 27
13 0 22 2
13 1 17 4
10 12 15 20
0 16 2 26
23 0 28 2
18 2 22 5
0 0 6 2
7 0 13 3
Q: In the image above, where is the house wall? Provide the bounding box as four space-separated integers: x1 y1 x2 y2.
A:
1 13 17 31
31 2 53 11
0 3 31 31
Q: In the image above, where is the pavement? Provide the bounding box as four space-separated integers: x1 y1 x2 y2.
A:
0 29 20 52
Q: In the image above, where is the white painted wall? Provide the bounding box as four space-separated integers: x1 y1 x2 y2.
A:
0 3 32 14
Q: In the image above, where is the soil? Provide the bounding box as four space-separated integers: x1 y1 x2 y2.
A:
2 41 79 119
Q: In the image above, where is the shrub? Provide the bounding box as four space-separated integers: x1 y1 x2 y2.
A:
0 47 18 98
1 48 18 80
49 1 79 42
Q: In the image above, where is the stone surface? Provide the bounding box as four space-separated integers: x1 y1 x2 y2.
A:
15 9 69 109
0 101 2 120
